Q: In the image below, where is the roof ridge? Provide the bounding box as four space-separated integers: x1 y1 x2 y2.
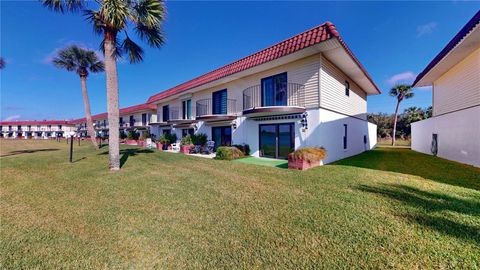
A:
147 22 338 103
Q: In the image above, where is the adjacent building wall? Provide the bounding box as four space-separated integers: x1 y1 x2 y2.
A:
433 48 480 116
412 106 480 167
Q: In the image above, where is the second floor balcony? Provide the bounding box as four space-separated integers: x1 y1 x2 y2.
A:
242 82 306 117
167 106 196 126
196 98 237 122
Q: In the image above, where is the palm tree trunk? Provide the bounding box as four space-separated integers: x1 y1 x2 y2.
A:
80 75 99 150
392 100 400 146
104 30 120 170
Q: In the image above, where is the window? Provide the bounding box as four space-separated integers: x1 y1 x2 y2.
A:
182 99 192 119
17 125 21 131
162 105 169 122
182 128 194 137
212 89 227 115
103 120 107 127
47 125 52 129
345 81 350 96
58 125 62 130
343 124 348 149
8 126 12 131
141 113 147 125
261 72 287 106
119 117 123 126
129 115 135 127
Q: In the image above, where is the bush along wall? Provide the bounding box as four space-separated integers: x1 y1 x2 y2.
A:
215 146 244 160
288 147 327 170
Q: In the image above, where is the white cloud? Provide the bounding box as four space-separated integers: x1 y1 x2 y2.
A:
3 115 21 121
417 22 438 38
386 71 416 85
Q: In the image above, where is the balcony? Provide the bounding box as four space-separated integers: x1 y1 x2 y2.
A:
167 106 196 127
196 99 237 122
242 83 306 117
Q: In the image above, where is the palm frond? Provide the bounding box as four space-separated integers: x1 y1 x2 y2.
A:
84 9 105 35
52 45 104 77
89 61 105 73
131 0 165 27
134 23 165 48
121 35 144 63
41 0 85 13
100 0 129 30
0 57 6 70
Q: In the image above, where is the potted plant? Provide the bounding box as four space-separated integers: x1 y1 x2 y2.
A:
138 130 151 148
167 133 177 150
288 147 327 170
158 133 170 150
180 135 194 154
126 131 139 145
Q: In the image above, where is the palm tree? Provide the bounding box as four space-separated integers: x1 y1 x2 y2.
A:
389 84 414 146
52 45 104 150
0 57 5 69
42 0 166 170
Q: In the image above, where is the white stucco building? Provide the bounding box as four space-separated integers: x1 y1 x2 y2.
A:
411 11 480 167
0 120 75 139
146 22 380 163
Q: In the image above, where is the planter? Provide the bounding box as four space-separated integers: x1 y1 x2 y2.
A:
156 143 163 150
288 157 321 170
138 140 145 148
125 139 138 145
180 144 194 154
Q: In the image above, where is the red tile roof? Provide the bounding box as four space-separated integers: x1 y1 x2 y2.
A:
147 21 380 104
68 103 156 124
413 10 480 86
0 120 70 126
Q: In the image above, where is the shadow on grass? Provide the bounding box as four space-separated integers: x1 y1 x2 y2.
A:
357 184 480 244
1 148 60 157
98 148 154 168
334 148 480 191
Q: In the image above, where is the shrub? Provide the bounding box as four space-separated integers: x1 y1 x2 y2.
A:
181 135 193 145
127 131 139 140
289 147 327 163
192 133 207 146
119 132 127 139
159 134 170 144
168 133 178 144
233 144 250 155
215 146 244 160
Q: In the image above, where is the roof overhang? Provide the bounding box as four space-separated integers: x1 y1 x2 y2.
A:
414 11 480 87
149 39 379 105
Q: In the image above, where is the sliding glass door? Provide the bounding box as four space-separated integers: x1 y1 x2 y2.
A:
212 126 232 150
259 123 294 159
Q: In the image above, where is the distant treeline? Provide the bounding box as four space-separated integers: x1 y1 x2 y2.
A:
368 106 432 139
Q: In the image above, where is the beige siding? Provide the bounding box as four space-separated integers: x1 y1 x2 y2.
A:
320 55 367 119
156 54 321 114
433 47 480 116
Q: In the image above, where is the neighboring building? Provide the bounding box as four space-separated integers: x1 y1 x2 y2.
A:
0 120 75 139
70 103 157 138
412 11 480 167
147 22 380 163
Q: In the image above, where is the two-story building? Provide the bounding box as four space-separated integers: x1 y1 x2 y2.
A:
70 103 157 138
0 120 74 139
147 22 380 163
412 11 480 167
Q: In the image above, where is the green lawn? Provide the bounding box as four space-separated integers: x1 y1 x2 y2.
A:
1 140 479 269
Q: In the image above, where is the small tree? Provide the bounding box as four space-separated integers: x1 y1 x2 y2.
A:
52 45 104 149
42 0 166 170
389 84 414 146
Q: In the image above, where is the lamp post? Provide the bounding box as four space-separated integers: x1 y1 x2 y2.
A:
69 131 75 163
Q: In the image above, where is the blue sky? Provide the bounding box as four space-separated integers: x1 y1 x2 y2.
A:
1 1 479 121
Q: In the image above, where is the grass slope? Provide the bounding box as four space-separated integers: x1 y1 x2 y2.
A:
1 140 479 269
